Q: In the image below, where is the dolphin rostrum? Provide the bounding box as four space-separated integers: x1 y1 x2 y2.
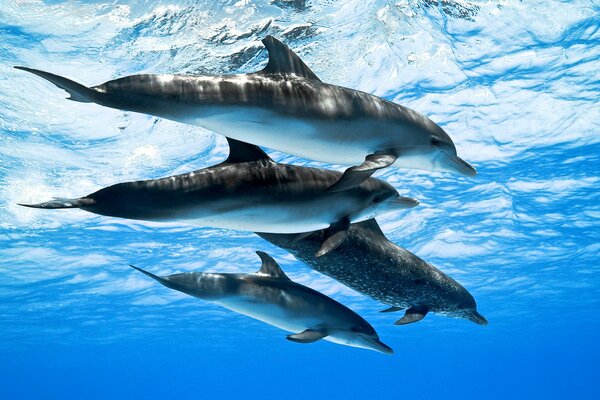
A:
19 138 418 256
258 219 487 326
130 251 393 354
15 35 476 191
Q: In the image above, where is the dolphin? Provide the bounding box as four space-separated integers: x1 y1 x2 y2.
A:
19 138 418 256
258 219 487 326
130 251 393 354
15 35 476 192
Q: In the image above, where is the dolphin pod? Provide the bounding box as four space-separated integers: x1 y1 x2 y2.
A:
18 35 485 354
131 251 393 354
259 219 487 326
19 138 418 257
15 35 475 192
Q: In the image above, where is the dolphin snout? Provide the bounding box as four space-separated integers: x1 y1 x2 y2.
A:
438 151 477 177
364 336 394 355
396 196 420 208
467 310 488 326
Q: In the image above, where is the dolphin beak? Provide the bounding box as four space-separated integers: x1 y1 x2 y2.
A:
467 310 488 326
364 336 394 355
437 151 477 177
392 196 420 209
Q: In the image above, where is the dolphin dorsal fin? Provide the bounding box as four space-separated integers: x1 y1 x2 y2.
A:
255 251 290 280
355 218 385 237
259 36 321 81
223 137 272 164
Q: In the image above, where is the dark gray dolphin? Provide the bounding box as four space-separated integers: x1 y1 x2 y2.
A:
258 219 487 326
15 35 476 192
131 251 393 354
19 138 418 256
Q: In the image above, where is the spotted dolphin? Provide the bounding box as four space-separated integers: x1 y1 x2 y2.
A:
15 35 476 192
258 219 487 325
19 138 418 256
130 251 393 354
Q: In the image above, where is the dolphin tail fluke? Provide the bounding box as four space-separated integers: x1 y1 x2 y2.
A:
129 265 171 287
17 197 94 209
14 66 98 103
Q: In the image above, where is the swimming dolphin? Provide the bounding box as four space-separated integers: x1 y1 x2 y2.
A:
19 138 418 256
15 35 476 192
258 219 487 325
130 251 393 354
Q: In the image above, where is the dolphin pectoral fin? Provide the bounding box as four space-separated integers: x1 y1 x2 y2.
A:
380 306 404 313
326 153 398 193
259 36 321 81
286 329 328 343
291 231 316 243
394 306 429 325
315 217 350 257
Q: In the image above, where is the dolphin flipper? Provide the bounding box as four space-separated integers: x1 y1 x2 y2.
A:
291 231 315 243
327 153 398 193
380 306 404 313
315 217 350 257
394 306 429 325
286 329 328 343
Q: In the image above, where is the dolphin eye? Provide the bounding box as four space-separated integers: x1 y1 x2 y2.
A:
431 137 441 146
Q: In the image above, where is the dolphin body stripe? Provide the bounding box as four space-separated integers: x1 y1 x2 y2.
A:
131 251 393 354
15 35 477 190
19 138 418 256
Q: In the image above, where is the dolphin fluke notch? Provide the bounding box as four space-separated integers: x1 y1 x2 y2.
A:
14 66 98 103
260 36 321 81
18 197 94 209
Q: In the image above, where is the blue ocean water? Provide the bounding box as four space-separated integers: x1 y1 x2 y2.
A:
1 0 599 398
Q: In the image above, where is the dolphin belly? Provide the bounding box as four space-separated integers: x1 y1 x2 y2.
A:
173 106 383 165
215 296 323 334
177 199 362 233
